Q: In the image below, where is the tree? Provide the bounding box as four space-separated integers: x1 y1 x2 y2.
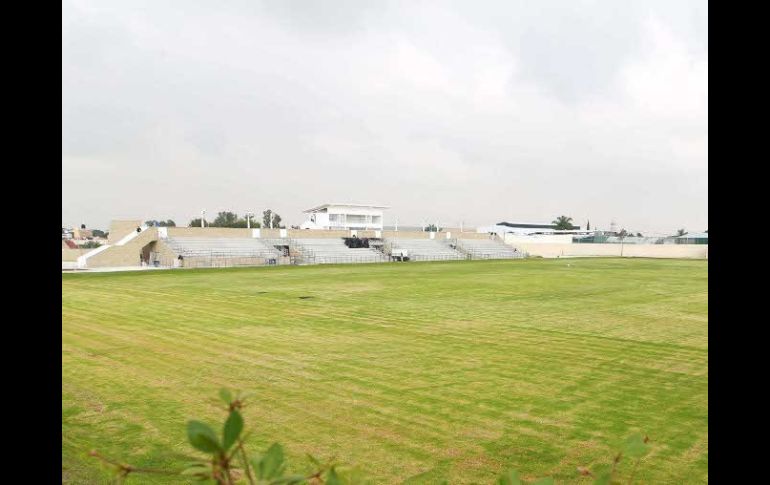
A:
92 229 107 238
586 220 590 231
618 229 628 238
636 232 643 237
551 215 574 230
211 212 239 228
424 224 442 232
676 228 687 236
189 218 204 227
263 210 283 228
80 224 86 229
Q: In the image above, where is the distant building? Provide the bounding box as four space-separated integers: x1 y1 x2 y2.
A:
72 227 93 240
477 221 584 236
676 232 708 245
300 203 389 230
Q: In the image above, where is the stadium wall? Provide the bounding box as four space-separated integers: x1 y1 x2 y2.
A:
86 227 160 267
62 248 90 261
507 241 707 259
167 227 252 238
107 220 143 244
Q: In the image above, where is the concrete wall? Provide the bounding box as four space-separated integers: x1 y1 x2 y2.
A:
108 220 142 244
507 241 707 259
151 239 180 267
62 248 90 261
288 229 350 239
86 227 160 267
505 234 574 244
160 227 491 241
167 227 252 238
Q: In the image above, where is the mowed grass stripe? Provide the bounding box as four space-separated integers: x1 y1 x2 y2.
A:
62 258 707 484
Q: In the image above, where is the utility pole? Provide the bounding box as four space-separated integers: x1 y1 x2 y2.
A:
201 210 206 228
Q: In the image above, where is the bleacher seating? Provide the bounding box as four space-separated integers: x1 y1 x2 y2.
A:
388 239 465 261
293 238 386 264
164 238 282 259
456 238 523 259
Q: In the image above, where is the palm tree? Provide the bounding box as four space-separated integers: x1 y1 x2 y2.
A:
676 228 687 236
552 215 574 230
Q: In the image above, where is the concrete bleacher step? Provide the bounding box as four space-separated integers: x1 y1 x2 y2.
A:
292 238 386 264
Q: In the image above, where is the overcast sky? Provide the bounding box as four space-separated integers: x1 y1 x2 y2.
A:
62 0 707 235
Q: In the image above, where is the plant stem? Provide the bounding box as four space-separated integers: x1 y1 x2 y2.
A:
238 439 256 485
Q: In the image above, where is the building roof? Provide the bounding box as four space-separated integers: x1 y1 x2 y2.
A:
497 221 580 230
303 203 390 213
677 232 708 239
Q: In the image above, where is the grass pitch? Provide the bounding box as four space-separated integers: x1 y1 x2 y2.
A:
62 258 707 483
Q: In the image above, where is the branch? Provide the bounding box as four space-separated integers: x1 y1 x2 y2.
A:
89 450 181 477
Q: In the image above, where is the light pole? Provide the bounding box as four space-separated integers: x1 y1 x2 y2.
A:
201 210 206 228
245 211 253 229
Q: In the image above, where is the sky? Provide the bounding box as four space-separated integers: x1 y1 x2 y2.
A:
62 0 707 235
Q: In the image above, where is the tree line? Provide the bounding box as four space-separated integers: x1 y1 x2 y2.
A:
187 210 284 229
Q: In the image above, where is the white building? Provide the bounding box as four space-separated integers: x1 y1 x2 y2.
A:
300 203 389 230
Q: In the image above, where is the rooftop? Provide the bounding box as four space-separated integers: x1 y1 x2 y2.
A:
304 203 390 213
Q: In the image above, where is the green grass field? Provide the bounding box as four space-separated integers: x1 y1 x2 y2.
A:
62 258 708 484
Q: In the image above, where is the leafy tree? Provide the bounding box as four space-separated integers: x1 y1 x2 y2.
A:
189 218 204 227
636 232 643 237
618 229 628 238
551 215 575 230
263 210 283 228
676 228 687 236
424 224 442 232
144 220 175 227
80 241 102 249
212 212 239 228
80 224 86 229
92 229 107 238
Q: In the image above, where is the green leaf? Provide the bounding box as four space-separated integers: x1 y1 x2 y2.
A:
219 388 233 405
497 470 522 485
624 433 650 459
258 443 286 479
222 410 244 451
187 420 223 454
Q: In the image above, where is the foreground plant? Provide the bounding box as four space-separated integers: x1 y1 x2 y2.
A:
89 389 651 484
90 389 357 484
